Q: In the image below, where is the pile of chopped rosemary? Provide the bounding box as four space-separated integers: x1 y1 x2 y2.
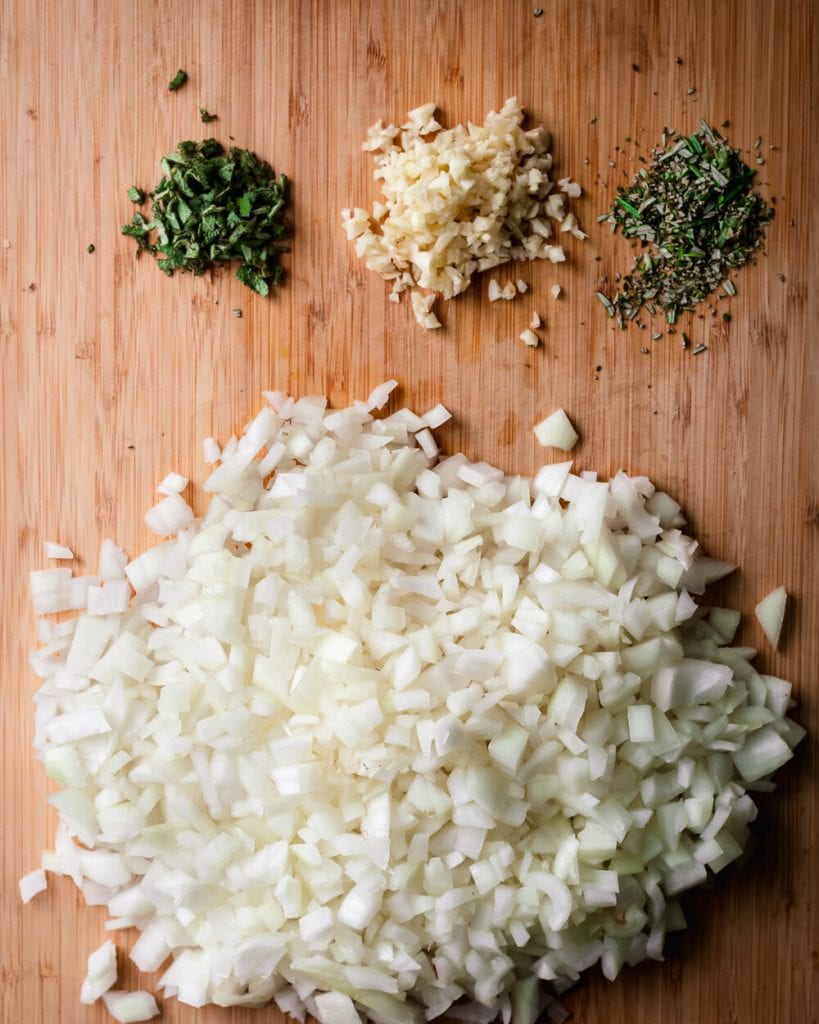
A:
598 120 773 328
122 139 289 296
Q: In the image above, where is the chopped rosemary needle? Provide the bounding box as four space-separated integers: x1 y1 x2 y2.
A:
599 121 772 334
168 69 187 91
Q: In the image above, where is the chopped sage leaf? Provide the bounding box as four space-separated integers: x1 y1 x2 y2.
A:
127 186 146 203
121 138 290 296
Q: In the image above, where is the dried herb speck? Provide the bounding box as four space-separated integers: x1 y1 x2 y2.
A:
86 244 95 254
200 108 218 123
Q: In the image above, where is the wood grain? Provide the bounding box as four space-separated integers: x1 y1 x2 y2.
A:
1 1 817 1021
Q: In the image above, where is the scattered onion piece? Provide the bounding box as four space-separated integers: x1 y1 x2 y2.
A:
102 991 159 1023
755 586 788 649
18 868 47 903
80 940 118 1004
534 408 579 450
44 542 74 559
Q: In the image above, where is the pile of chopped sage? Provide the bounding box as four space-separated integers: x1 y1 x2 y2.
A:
599 120 773 327
122 139 289 296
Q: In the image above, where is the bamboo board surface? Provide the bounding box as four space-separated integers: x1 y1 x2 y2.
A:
1 0 817 1021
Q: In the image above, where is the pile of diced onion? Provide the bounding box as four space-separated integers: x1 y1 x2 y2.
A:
28 382 802 1024
341 99 584 328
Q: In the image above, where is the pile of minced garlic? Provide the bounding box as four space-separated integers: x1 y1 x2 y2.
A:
342 99 584 328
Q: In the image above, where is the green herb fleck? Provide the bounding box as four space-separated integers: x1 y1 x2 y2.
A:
692 343 707 354
168 69 187 91
199 108 217 123
121 138 290 296
86 243 95 253
127 186 146 203
722 312 732 322
599 120 773 335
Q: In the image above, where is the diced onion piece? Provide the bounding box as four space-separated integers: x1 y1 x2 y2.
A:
367 380 399 410
550 285 562 299
520 329 540 348
534 409 579 451
421 404 451 429
18 868 47 903
203 437 221 464
80 940 118 1004
144 494 194 537
754 586 787 649
157 472 189 496
732 726 794 782
87 580 130 616
102 991 159 1023
315 991 364 1024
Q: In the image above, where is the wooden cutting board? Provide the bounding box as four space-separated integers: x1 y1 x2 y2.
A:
1 0 816 1021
